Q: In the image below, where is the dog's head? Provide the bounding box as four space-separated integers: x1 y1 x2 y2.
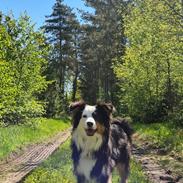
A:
70 101 114 137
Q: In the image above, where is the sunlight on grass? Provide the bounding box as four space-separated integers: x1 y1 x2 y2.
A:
24 140 150 183
0 118 70 160
133 122 183 154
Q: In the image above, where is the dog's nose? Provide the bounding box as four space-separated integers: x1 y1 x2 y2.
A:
87 122 93 128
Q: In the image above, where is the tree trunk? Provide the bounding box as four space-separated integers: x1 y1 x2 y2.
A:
72 61 79 102
166 59 173 112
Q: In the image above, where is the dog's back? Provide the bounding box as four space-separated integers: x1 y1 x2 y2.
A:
111 117 133 143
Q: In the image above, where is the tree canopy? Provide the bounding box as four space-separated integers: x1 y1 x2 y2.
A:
0 0 182 124
0 13 49 124
114 0 183 123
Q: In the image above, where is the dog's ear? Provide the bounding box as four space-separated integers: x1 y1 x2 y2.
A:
69 100 85 113
69 101 85 128
97 102 115 115
103 103 115 114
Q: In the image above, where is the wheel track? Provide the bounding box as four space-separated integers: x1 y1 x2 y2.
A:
0 129 71 183
132 144 183 183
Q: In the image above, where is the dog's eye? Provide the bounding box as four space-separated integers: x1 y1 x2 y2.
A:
92 112 97 118
82 115 87 118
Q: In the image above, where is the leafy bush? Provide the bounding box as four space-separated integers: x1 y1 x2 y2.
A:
0 14 49 124
114 0 182 123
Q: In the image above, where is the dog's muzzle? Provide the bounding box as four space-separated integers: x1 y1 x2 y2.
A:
85 118 97 136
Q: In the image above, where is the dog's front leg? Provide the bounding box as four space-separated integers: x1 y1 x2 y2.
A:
107 175 112 183
96 175 112 183
76 174 87 183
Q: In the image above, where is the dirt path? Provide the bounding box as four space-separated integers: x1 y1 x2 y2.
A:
132 135 183 183
0 129 71 183
0 129 182 183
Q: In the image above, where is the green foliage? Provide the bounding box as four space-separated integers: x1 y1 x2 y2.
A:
114 0 183 122
43 0 80 116
0 24 16 120
24 139 150 183
0 14 49 124
79 0 126 106
1 0 182 125
129 159 150 183
134 121 183 176
0 118 70 159
134 122 183 154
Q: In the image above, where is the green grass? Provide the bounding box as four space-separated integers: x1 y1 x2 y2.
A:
0 118 70 160
24 139 149 183
133 122 183 179
133 122 183 155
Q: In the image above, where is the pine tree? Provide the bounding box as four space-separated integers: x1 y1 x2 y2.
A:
79 0 127 107
43 0 79 115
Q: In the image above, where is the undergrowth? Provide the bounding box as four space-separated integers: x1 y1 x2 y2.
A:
133 122 183 155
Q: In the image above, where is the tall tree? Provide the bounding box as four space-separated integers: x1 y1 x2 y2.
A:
0 13 49 124
114 0 183 122
79 0 127 107
71 26 82 102
0 15 15 122
43 0 79 115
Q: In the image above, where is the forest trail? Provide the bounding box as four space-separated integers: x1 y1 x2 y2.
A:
132 134 183 183
0 129 182 183
0 129 71 183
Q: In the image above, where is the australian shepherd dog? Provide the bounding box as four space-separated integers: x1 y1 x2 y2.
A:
70 101 133 183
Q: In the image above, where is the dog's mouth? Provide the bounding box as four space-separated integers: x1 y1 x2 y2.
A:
85 128 97 136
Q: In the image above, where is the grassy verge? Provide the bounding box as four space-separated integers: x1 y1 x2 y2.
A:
24 139 150 183
0 118 70 160
133 122 183 155
133 122 183 178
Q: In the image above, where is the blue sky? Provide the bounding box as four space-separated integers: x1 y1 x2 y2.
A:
0 0 94 28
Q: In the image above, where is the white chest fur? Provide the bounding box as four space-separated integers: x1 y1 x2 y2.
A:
72 125 103 182
77 153 96 180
